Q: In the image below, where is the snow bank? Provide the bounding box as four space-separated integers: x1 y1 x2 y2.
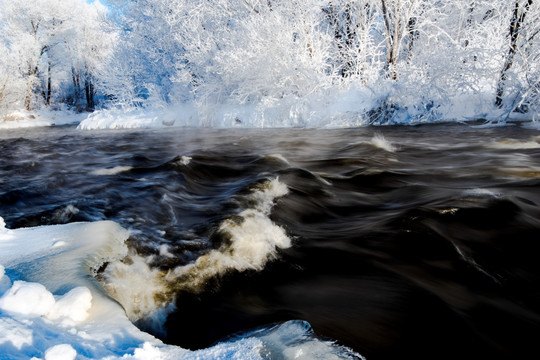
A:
77 86 376 129
0 109 86 129
2 86 539 130
0 281 56 317
75 85 540 130
0 218 161 359
0 216 363 359
77 104 198 130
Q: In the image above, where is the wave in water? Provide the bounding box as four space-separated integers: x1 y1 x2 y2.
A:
99 178 291 324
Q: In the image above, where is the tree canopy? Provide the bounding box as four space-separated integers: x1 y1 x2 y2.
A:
1 0 539 124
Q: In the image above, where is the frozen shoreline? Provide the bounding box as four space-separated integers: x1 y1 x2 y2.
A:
0 217 362 360
2 89 539 131
0 110 88 130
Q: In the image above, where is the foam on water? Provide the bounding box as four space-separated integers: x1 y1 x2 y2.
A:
461 188 501 198
369 133 397 152
248 321 364 360
487 137 540 149
176 155 192 166
101 178 291 320
91 165 134 176
99 252 174 324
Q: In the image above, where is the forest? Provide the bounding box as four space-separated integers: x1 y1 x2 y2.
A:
1 0 539 126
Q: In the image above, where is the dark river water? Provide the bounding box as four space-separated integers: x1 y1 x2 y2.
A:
1 124 540 360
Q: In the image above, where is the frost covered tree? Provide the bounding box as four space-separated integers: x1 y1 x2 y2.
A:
100 0 185 107
0 0 115 113
390 1 505 117
0 31 26 115
103 0 338 123
63 0 116 110
27 0 536 124
495 0 539 112
0 0 76 110
377 0 419 80
322 1 382 82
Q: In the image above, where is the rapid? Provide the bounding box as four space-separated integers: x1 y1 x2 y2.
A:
1 123 540 360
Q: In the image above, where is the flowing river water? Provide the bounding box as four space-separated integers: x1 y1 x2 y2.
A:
1 124 540 360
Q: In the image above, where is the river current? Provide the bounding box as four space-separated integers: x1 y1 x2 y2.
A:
1 124 540 360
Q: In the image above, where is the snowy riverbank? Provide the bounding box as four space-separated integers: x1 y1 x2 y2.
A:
0 217 361 360
0 110 87 130
3 87 540 131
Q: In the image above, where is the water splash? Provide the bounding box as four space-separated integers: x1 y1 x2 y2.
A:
100 178 291 323
370 133 397 152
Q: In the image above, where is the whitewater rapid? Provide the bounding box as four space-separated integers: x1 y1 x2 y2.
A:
0 214 362 360
0 177 361 359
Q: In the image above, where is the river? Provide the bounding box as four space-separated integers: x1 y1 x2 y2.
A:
1 123 539 360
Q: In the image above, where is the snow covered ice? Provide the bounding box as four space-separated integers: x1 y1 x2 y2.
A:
0 216 362 360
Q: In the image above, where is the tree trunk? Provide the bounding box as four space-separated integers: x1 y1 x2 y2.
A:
380 0 401 80
46 61 52 105
495 0 534 108
0 80 6 104
407 16 417 63
324 4 349 77
380 0 418 80
25 64 38 111
85 75 95 110
380 0 394 78
72 67 81 106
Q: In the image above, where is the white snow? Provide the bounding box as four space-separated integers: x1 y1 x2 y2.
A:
0 215 362 360
44 344 77 360
0 281 56 317
1 87 539 130
77 105 198 130
47 287 92 324
0 109 87 129
72 86 539 130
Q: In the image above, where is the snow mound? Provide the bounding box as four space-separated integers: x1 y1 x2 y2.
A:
0 281 56 317
44 344 77 360
77 105 198 130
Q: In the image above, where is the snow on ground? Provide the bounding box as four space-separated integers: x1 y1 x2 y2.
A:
0 109 87 129
2 87 540 130
74 89 540 129
77 104 199 130
0 217 362 360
